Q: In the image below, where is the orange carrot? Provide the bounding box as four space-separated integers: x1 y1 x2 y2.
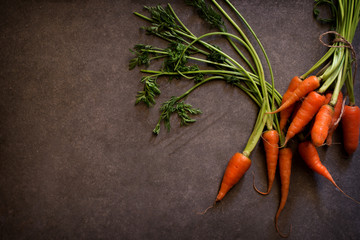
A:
325 92 332 104
275 147 292 238
216 152 251 201
311 104 334 147
267 76 320 114
280 76 303 131
326 92 343 145
341 105 360 155
289 101 302 122
298 141 360 204
285 91 325 145
254 130 279 195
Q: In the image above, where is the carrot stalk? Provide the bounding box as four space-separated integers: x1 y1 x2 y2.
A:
341 105 360 155
267 76 320 114
298 141 360 204
275 147 292 238
285 91 326 145
254 130 279 195
311 104 334 147
216 152 252 202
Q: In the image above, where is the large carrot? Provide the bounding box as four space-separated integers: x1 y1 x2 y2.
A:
267 76 320 114
279 76 303 131
275 147 292 238
284 91 325 145
253 130 279 195
311 104 334 147
298 141 360 204
341 105 360 155
216 152 251 201
326 92 343 145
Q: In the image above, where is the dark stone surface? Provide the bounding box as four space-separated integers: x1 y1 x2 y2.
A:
0 0 359 239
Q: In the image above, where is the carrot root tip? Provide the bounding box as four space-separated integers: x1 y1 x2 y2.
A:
252 172 270 195
196 203 216 215
275 216 292 238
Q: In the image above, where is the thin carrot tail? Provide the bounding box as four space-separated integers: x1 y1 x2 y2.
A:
325 131 334 145
252 172 270 195
275 215 292 238
197 203 216 215
279 139 289 149
266 101 293 114
330 180 360 205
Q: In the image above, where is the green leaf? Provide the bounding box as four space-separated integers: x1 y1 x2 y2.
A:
185 0 225 30
154 97 202 133
153 123 161 135
207 45 226 64
135 76 161 107
128 46 152 70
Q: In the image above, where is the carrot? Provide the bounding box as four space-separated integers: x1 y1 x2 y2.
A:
275 147 292 238
324 92 332 105
341 105 360 155
289 101 302 122
311 104 334 147
267 76 320 114
216 152 251 201
284 91 325 145
279 76 303 131
326 92 343 145
253 130 279 195
298 141 360 204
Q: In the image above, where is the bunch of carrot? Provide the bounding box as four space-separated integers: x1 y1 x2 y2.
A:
130 0 359 237
264 0 360 236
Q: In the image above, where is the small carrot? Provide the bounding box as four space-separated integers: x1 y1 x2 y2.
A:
298 141 360 204
267 76 320 114
289 101 302 122
253 130 279 195
216 152 251 201
324 92 332 105
279 76 303 131
275 147 292 238
326 92 343 145
311 104 334 147
341 105 360 155
285 91 325 145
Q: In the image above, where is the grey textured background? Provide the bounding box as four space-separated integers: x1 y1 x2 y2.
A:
1 0 360 239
